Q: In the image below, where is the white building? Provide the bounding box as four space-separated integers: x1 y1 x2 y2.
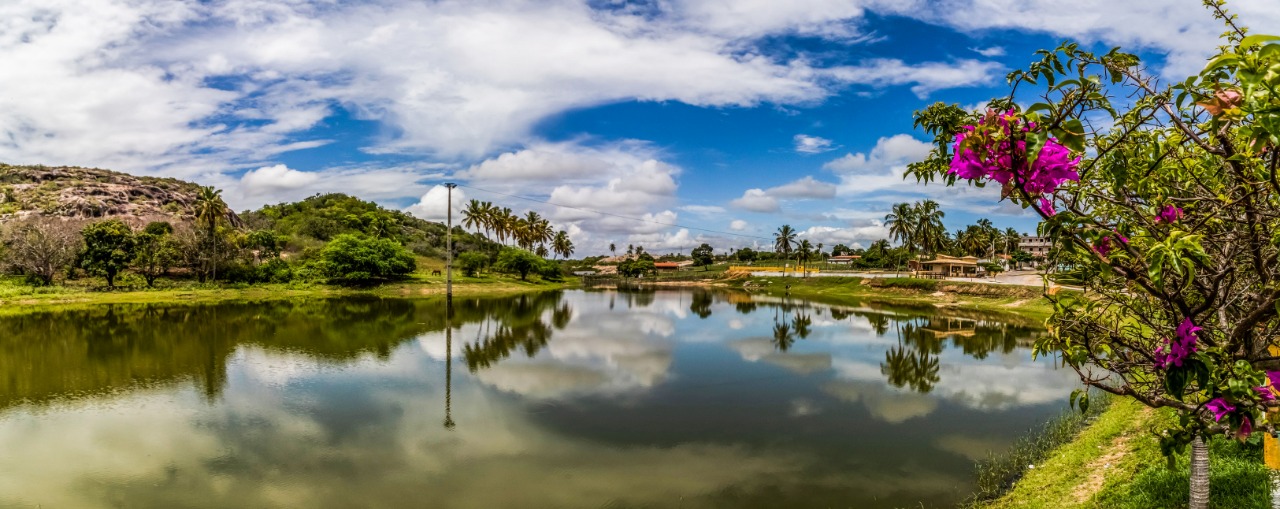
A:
1018 236 1052 257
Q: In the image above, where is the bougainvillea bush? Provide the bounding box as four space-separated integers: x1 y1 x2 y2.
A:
906 2 1280 486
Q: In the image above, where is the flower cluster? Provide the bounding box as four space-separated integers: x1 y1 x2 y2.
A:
949 109 1081 215
1154 318 1200 369
1154 204 1183 224
1205 397 1253 437
1092 232 1129 257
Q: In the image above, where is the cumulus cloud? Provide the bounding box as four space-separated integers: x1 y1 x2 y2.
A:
823 134 932 175
239 164 320 196
730 189 780 213
405 184 469 222
793 134 836 154
729 219 749 231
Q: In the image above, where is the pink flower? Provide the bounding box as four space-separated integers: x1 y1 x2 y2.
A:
1155 205 1183 224
947 113 1081 210
1206 398 1236 421
1255 386 1276 402
1267 371 1280 388
1092 232 1127 257
1155 318 1200 368
1239 415 1253 438
1039 196 1056 217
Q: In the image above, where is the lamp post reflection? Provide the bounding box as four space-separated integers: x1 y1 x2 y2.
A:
444 299 456 430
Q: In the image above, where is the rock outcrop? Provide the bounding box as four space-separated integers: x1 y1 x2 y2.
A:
0 164 234 225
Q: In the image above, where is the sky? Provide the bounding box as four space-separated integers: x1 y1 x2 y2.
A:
2 0 1278 255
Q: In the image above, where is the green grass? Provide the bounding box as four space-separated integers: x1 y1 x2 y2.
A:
978 397 1273 509
735 274 1054 324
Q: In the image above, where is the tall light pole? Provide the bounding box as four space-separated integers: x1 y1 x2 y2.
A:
445 183 457 303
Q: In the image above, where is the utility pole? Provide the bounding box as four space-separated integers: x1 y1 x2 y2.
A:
445 183 457 303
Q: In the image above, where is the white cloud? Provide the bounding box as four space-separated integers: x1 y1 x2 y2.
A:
239 164 320 196
823 134 932 175
730 189 780 213
729 220 749 231
793 134 835 154
874 0 1280 78
799 225 887 248
767 176 837 199
971 46 1005 57
681 205 727 217
824 59 1002 98
406 184 469 222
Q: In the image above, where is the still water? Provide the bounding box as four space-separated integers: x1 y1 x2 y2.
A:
0 289 1077 508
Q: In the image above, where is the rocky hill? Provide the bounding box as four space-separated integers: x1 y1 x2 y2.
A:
0 164 207 224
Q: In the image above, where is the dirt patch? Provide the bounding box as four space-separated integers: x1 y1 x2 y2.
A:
1004 299 1029 308
1072 410 1150 503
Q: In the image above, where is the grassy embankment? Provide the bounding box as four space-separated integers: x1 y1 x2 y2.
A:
739 275 1272 508
0 257 574 310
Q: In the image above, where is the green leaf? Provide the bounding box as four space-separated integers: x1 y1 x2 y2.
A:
1165 366 1189 400
1203 54 1240 72
1240 34 1280 47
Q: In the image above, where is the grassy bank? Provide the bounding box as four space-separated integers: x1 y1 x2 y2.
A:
728 275 1055 324
974 397 1272 509
0 272 574 311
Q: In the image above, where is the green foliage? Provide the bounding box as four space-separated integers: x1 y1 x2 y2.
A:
735 247 757 262
617 256 655 278
457 251 488 277
494 247 543 281
142 221 173 236
245 229 282 259
79 219 135 287
243 193 494 255
908 9 1280 470
691 243 714 269
537 259 564 281
133 231 179 287
317 234 416 284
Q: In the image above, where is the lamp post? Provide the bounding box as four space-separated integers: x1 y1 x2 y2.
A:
445 183 456 303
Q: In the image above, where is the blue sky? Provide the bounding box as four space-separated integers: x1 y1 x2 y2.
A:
2 0 1278 255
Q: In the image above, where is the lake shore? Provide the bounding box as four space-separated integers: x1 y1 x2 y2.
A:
0 275 576 312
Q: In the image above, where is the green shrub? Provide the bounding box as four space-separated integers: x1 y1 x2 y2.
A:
319 234 416 284
457 251 488 277
494 247 542 281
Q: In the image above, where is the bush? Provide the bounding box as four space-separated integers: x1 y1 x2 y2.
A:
457 252 488 277
494 247 542 281
319 234 416 284
538 259 564 281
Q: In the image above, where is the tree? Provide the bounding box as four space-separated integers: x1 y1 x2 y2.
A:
457 252 488 277
773 225 797 273
0 218 79 286
194 186 228 281
830 244 851 256
609 242 616 258
133 229 178 287
735 247 757 263
914 200 947 255
691 243 714 270
552 230 574 260
494 247 543 281
318 234 416 283
797 239 814 277
907 11 1280 507
80 219 135 288
617 257 655 278
885 202 917 253
1010 249 1034 269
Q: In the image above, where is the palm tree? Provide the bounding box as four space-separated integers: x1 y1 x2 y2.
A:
194 186 227 281
552 230 574 260
462 199 485 235
915 200 947 255
609 242 616 258
774 225 797 275
797 239 813 278
885 202 917 253
1004 227 1021 255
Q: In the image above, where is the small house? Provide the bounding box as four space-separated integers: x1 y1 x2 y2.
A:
919 255 982 278
826 255 861 265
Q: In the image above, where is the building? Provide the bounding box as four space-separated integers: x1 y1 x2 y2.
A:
654 262 681 271
1018 236 1052 257
826 255 861 265
919 255 982 278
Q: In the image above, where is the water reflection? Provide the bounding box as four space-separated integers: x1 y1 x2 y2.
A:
0 290 1072 509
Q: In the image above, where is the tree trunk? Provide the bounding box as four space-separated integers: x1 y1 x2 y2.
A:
1189 436 1210 509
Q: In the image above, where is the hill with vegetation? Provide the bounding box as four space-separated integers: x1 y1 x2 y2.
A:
0 164 213 223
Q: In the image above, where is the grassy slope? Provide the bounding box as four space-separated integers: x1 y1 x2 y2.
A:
984 398 1271 509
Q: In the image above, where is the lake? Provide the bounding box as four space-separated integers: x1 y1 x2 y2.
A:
0 289 1077 508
